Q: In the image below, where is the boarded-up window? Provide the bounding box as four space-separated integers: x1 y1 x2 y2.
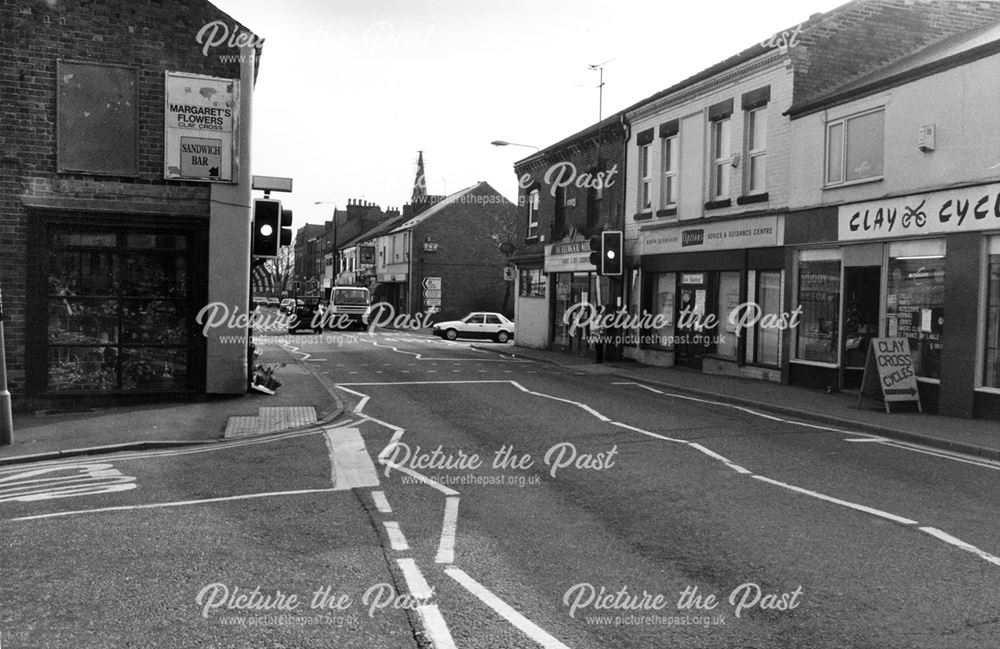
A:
57 60 138 175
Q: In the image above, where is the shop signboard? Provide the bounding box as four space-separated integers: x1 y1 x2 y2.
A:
838 182 1000 241
857 337 922 413
544 240 593 273
164 71 238 182
641 215 781 256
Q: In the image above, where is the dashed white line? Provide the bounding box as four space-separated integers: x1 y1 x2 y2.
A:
383 521 410 551
435 496 460 564
396 557 434 599
371 490 393 513
750 475 918 525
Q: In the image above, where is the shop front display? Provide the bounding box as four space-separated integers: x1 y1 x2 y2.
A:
30 219 205 395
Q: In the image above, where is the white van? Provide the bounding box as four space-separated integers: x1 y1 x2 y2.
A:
325 286 372 329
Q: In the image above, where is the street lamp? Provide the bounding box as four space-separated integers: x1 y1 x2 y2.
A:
490 140 540 152
314 201 337 293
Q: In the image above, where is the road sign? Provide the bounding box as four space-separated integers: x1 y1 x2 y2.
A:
424 298 442 307
858 337 922 414
422 276 441 290
423 289 442 299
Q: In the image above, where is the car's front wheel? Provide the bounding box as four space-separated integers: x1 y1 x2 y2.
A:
445 328 458 341
496 330 510 343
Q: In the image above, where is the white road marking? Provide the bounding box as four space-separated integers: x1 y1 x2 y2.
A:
445 567 573 649
687 443 752 475
396 558 434 599
0 463 137 503
510 381 611 422
844 438 888 443
323 427 380 490
416 604 457 649
371 490 392 513
383 521 410 550
919 526 1000 567
435 496 460 564
751 475 918 525
7 487 340 522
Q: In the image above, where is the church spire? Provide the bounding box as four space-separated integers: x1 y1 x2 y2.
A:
411 150 427 203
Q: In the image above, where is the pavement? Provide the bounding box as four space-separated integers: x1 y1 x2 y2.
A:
0 343 342 465
471 342 1000 461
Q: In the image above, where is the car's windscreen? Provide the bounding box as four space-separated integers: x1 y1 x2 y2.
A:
333 289 370 305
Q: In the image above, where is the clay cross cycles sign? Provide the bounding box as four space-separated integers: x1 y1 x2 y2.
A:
858 337 922 413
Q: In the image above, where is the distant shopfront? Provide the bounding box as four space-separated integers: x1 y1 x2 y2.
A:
544 239 610 355
787 182 1000 419
630 215 786 381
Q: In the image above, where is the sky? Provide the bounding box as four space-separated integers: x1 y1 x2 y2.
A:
209 0 847 226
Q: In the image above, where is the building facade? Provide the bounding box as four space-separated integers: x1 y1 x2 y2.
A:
617 0 1000 407
785 22 1000 418
373 182 516 322
511 113 629 353
1 0 261 406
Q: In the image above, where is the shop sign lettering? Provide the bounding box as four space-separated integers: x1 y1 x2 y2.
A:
839 183 1000 241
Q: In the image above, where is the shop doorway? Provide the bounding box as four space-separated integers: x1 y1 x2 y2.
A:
675 273 710 369
842 266 881 389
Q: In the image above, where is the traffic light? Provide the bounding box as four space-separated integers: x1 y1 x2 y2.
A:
280 208 293 247
589 235 602 271
252 198 281 258
601 230 623 276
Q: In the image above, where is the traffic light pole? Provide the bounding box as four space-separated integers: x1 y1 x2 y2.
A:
0 284 12 445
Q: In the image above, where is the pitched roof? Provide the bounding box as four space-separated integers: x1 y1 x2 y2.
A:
341 213 408 247
391 182 510 232
619 0 1000 117
514 111 627 168
789 18 1000 115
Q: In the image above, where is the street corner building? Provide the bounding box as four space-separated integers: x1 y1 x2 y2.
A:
0 0 263 408
511 0 1000 420
371 181 517 323
511 112 629 355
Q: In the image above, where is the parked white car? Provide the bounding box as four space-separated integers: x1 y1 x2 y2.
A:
432 312 515 343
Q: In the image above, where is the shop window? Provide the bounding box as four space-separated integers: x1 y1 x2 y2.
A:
886 240 945 380
745 270 782 367
795 257 841 364
44 226 192 393
985 237 1000 387
825 108 884 186
518 268 545 298
716 271 740 360
647 273 676 349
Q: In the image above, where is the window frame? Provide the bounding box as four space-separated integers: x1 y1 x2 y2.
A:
526 188 541 240
661 134 679 208
639 143 652 212
824 107 885 188
710 117 731 199
744 106 767 195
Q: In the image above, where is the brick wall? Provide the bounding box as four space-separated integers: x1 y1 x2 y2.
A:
412 183 516 321
513 117 628 264
0 0 260 401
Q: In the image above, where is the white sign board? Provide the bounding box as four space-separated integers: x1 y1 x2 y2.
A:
164 71 238 182
641 215 782 256
544 240 593 273
838 182 1000 241
422 276 442 290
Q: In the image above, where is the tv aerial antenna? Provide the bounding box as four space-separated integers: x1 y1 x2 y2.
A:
588 59 614 121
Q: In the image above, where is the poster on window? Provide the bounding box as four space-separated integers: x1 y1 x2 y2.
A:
164 71 239 182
